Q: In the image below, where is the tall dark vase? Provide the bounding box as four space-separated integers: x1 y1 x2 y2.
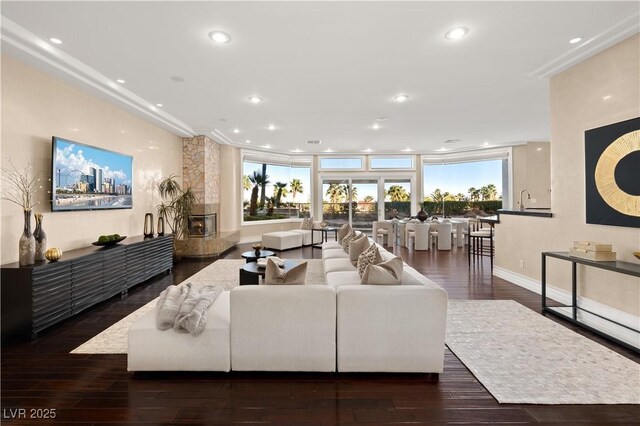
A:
19 209 36 266
34 213 47 261
144 213 155 237
157 215 165 236
417 208 428 223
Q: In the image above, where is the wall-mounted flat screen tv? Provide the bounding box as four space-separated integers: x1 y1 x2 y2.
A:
51 136 133 211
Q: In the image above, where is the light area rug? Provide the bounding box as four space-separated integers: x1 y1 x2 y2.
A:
446 300 640 404
71 259 324 354
71 262 640 405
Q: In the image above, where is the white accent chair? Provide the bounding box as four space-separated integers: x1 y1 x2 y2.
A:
430 223 452 250
405 222 430 251
372 221 393 246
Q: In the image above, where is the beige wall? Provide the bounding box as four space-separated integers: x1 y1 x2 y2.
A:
495 35 640 316
0 55 183 264
512 142 551 208
219 145 241 233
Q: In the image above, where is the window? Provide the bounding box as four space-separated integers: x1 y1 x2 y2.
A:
370 156 414 169
319 157 364 170
423 159 503 217
243 160 311 222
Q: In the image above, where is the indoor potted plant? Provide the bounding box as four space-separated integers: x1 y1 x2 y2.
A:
156 175 196 260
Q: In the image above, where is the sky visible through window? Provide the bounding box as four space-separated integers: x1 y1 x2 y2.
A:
243 162 311 203
423 160 503 198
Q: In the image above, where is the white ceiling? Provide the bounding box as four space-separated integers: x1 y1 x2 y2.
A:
2 1 638 155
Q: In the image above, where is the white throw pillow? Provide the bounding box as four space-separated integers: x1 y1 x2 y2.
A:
349 234 370 266
361 256 403 285
337 223 352 242
263 258 307 285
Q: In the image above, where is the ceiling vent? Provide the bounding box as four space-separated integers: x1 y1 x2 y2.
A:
443 139 460 144
307 140 322 145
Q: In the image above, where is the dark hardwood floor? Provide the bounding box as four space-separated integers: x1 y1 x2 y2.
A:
2 243 639 424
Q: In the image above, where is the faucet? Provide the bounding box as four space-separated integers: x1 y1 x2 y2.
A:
519 189 531 211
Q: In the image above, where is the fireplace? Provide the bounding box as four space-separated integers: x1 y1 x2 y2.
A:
188 212 217 238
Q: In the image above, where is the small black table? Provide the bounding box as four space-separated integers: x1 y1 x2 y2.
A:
239 259 298 285
311 227 339 248
240 250 276 263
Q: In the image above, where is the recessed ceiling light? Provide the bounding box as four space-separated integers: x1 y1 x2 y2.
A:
291 148 303 153
393 94 409 103
445 27 468 40
267 124 277 130
156 103 163 107
324 148 333 153
49 37 62 45
536 147 543 151
372 123 381 130
402 148 413 152
602 95 612 100
483 142 490 146
261 144 271 149
116 79 126 84
249 96 263 104
209 31 231 44
363 148 372 152
245 140 251 144
233 128 240 134
437 148 449 152
569 37 582 44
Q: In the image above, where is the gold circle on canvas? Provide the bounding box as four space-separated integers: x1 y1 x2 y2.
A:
594 130 640 217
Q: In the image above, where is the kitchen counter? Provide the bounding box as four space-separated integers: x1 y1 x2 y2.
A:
497 209 553 218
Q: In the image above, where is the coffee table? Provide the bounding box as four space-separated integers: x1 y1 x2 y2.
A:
239 259 298 285
241 249 276 263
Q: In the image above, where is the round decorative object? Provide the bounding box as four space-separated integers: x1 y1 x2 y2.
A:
416 209 428 223
45 247 63 262
594 130 640 217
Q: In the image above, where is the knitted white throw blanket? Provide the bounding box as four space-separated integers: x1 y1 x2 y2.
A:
155 283 223 336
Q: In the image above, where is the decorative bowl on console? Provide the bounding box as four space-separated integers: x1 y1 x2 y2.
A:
92 235 127 246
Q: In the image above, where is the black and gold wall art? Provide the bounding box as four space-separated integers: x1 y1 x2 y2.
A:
585 117 640 228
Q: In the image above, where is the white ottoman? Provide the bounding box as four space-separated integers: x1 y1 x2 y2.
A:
127 291 231 372
262 231 303 251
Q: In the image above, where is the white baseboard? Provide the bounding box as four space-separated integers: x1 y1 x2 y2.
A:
493 266 640 350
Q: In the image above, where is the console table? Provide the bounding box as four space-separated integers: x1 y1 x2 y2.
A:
541 251 640 353
1 235 173 340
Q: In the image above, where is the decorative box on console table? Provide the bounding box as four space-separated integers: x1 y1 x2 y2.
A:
569 240 616 261
1 235 173 340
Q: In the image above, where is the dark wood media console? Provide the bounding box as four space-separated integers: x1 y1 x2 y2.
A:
1 235 173 340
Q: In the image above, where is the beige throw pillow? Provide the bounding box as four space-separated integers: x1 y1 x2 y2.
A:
300 217 314 230
263 258 307 285
349 234 370 266
341 230 357 253
357 243 383 277
361 256 403 285
337 223 352 242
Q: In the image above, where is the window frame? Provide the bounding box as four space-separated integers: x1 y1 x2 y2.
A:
318 156 366 171
369 155 415 170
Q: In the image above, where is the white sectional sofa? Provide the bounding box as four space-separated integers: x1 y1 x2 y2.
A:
128 232 447 374
322 236 448 373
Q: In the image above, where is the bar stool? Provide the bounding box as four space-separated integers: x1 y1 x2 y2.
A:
468 218 494 270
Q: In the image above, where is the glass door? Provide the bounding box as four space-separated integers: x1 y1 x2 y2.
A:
350 179 378 235
322 179 350 227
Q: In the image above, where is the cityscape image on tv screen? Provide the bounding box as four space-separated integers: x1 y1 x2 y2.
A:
52 137 133 211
